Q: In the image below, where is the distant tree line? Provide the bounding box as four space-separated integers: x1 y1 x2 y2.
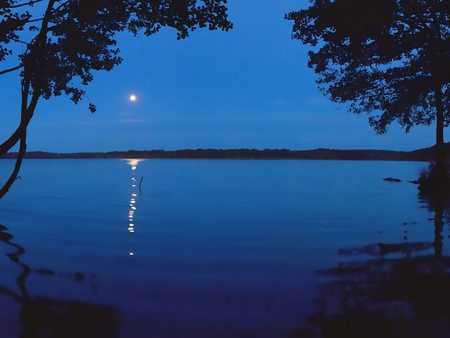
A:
0 147 443 161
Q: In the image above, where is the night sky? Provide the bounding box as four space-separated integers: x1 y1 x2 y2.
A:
0 0 446 152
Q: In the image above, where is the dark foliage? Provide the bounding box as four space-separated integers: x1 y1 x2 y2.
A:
1 0 232 109
287 0 449 139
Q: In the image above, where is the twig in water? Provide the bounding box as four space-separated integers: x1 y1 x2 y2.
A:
139 177 144 194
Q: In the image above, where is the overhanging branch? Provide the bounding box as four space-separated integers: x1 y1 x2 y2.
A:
0 65 23 76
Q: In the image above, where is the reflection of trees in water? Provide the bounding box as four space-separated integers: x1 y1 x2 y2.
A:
0 224 120 338
0 224 30 302
291 165 450 338
418 163 450 258
291 256 450 338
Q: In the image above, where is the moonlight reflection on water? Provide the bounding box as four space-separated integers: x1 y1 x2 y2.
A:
127 159 142 257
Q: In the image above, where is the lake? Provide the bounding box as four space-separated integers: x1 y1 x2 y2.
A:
0 159 447 338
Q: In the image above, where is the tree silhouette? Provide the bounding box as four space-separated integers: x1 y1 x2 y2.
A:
0 0 232 198
287 0 449 154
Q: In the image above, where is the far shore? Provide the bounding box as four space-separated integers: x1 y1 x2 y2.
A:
1 146 448 161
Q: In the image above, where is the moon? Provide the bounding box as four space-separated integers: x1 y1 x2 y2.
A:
129 94 137 102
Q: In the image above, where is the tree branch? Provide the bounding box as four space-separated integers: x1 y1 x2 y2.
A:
12 38 30 46
0 89 38 155
24 17 44 24
0 65 23 76
6 0 43 9
0 134 27 199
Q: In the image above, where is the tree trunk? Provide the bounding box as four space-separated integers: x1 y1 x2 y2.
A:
435 85 445 155
434 85 446 182
0 116 32 155
0 76 32 199
0 134 27 199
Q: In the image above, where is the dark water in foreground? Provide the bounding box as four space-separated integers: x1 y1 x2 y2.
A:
0 159 447 338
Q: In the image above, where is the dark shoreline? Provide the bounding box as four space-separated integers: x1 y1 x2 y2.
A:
0 146 447 161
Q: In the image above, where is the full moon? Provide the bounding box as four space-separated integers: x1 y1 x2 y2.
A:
129 94 137 102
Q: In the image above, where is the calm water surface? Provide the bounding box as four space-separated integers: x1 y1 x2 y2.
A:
0 159 445 338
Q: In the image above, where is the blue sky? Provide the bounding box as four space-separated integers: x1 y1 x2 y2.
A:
0 0 445 152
